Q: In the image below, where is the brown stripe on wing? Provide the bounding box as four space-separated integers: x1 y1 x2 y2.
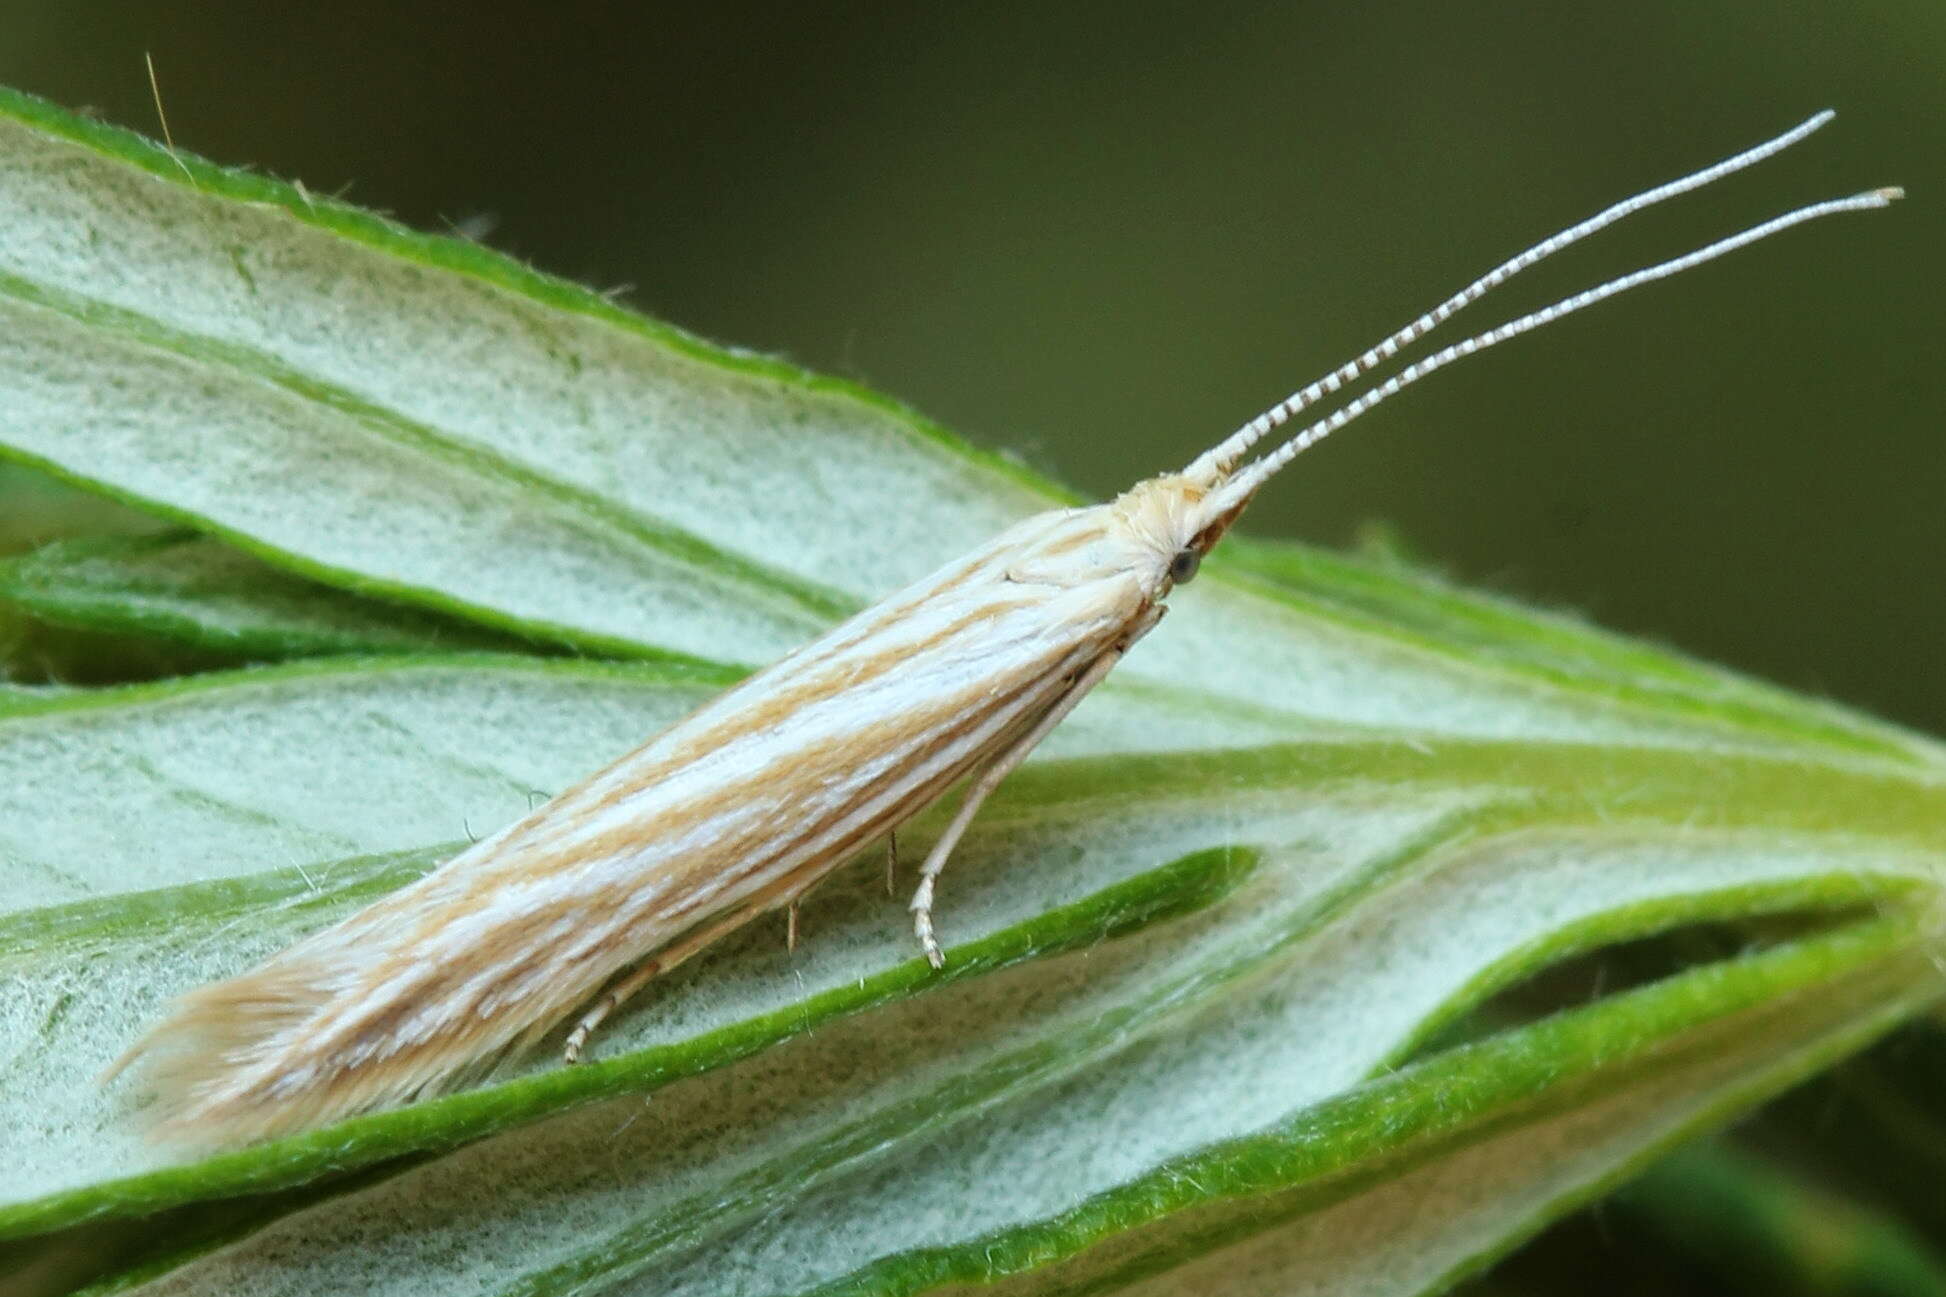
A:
660 591 1049 764
511 627 1101 930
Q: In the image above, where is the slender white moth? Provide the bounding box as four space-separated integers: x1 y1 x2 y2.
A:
110 111 1898 1142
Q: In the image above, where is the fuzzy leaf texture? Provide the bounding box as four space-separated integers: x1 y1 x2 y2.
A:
0 85 1941 1297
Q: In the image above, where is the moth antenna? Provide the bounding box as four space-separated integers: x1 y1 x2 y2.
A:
1187 110 1838 481
1208 184 1901 512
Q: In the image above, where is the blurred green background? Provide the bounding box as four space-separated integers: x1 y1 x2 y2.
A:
1 1 1939 735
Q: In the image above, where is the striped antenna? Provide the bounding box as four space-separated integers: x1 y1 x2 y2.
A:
1186 110 1843 483
1207 182 1901 514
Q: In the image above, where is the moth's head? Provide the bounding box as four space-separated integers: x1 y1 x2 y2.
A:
1101 403 1302 600
1105 468 1256 600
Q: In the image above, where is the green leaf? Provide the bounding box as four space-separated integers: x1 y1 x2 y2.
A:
0 532 545 659
1215 533 1932 763
62 918 1937 1297
0 86 1932 765
0 656 733 910
0 83 1942 1297
0 462 161 556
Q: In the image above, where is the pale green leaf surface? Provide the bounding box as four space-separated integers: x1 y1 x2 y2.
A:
0 85 1943 1297
78 920 1929 1297
0 657 730 909
0 655 1315 914
1075 945 1929 1297
0 90 1019 667
0 88 1933 764
1217 534 1929 762
6 713 1941 1236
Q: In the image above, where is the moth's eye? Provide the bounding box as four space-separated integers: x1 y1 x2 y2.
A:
1168 548 1201 585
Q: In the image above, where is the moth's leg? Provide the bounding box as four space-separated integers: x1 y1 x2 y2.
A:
786 900 801 952
885 830 899 897
910 643 1126 969
564 904 760 1063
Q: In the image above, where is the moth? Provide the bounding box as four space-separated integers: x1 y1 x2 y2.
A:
111 112 1897 1141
